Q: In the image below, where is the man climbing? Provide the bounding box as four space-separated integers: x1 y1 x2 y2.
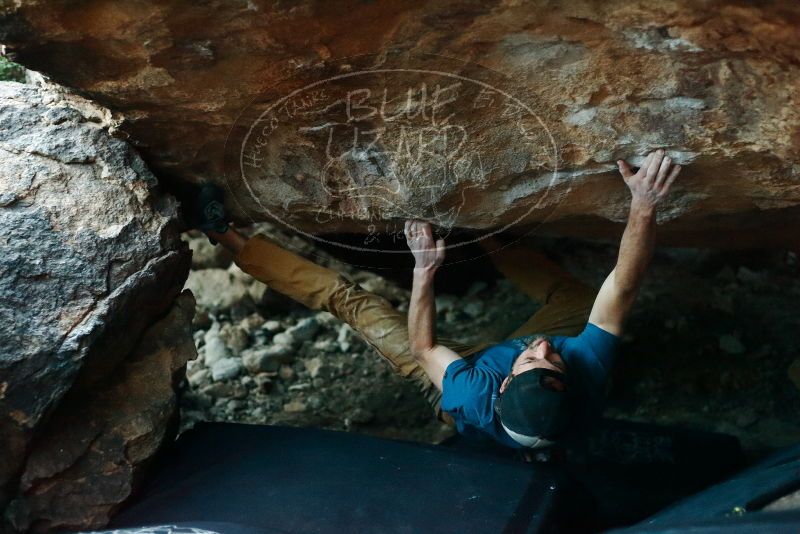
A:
193 148 680 451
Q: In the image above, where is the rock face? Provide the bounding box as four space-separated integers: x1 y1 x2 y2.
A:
0 81 192 530
1 1 799 247
5 292 196 533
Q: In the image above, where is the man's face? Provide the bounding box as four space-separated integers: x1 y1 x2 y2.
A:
499 337 567 394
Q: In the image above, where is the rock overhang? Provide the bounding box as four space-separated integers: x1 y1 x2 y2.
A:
0 1 799 250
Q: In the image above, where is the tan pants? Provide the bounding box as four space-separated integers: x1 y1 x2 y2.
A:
234 234 595 421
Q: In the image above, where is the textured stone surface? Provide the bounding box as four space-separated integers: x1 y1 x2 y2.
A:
184 266 265 312
1 1 799 246
0 81 190 522
5 292 196 533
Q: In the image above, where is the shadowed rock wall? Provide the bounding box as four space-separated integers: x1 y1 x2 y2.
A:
0 81 192 532
5 292 196 533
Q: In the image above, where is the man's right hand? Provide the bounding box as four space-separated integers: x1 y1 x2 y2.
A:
405 220 445 271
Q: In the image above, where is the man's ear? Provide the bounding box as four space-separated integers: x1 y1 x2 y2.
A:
499 375 511 394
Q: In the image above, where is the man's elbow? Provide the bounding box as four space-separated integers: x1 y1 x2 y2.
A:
410 344 434 362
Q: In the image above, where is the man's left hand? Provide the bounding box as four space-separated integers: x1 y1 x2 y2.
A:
618 149 681 208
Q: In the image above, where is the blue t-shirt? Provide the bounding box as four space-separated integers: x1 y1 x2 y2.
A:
440 323 619 449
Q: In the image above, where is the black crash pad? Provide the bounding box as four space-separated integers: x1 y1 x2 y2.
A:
107 422 591 534
443 418 744 529
612 443 800 533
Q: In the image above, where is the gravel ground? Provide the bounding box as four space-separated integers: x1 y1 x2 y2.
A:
179 225 800 459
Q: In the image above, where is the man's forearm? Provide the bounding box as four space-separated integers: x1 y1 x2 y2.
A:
615 199 657 296
589 150 679 334
408 267 437 358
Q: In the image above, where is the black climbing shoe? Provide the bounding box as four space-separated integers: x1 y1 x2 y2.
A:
174 182 230 244
195 184 229 235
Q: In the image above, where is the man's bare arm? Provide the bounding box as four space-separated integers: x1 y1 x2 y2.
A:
409 266 438 357
406 220 461 391
589 149 681 336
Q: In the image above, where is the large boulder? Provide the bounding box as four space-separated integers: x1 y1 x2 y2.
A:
4 292 196 533
1 1 799 247
0 81 191 529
